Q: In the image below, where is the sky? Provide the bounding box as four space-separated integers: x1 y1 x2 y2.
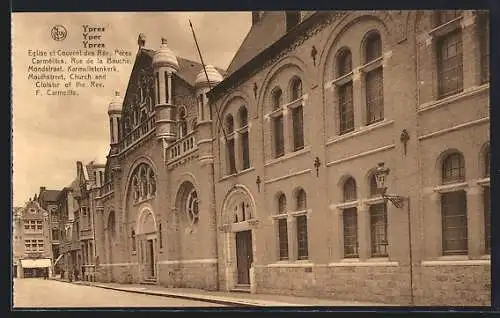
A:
12 12 252 207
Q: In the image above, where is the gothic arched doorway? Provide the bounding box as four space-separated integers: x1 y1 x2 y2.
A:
136 206 158 282
220 185 258 290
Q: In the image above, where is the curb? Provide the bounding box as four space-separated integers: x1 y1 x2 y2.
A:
51 279 260 307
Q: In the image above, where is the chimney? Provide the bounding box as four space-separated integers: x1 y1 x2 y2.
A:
252 11 262 25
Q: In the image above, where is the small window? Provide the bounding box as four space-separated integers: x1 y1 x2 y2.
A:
296 188 307 211
370 203 388 257
159 223 163 249
292 105 304 151
273 115 284 158
290 78 303 101
343 208 358 258
272 88 283 110
441 191 468 255
484 145 490 177
437 30 463 98
478 12 490 84
370 174 379 197
278 218 289 260
365 67 384 124
239 106 248 128
442 152 465 184
296 215 308 260
364 32 382 63
337 49 352 77
343 177 357 202
277 193 287 214
338 82 354 134
225 115 234 134
241 131 250 170
131 230 136 252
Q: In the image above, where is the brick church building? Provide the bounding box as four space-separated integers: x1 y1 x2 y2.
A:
92 11 490 306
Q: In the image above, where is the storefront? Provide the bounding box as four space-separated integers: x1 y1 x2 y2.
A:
20 258 52 278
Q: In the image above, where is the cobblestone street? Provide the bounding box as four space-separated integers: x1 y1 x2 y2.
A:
13 279 225 308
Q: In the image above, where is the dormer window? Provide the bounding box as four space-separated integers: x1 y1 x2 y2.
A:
286 11 301 32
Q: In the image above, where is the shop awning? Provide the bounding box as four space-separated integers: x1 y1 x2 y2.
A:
20 258 51 268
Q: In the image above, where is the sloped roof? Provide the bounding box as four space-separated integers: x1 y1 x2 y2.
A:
225 11 288 76
141 48 226 87
39 189 60 202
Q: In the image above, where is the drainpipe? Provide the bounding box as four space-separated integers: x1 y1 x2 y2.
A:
91 188 98 282
210 161 220 291
407 198 414 305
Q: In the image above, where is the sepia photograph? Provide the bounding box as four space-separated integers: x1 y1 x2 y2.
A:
11 10 491 308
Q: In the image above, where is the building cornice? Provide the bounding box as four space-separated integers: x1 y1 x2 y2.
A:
208 11 345 101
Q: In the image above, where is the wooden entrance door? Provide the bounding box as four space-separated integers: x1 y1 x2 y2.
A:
236 230 253 285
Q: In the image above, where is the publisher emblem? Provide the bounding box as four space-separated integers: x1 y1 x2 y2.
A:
51 25 67 41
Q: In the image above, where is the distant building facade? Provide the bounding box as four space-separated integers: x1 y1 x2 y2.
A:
37 187 62 274
13 199 52 278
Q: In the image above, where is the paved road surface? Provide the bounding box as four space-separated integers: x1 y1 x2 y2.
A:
13 278 225 308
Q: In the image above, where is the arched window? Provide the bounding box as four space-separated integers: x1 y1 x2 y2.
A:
478 12 490 84
440 151 467 255
186 189 199 225
294 188 308 260
272 87 283 110
295 188 307 211
225 114 234 134
290 78 305 151
364 32 382 63
337 49 352 77
238 106 250 170
484 145 490 177
442 152 465 184
131 229 136 252
364 31 384 125
290 78 303 101
148 169 156 196
238 106 248 128
277 193 287 214
277 192 288 261
286 11 300 32
343 177 357 202
178 107 188 138
225 114 236 174
271 87 285 158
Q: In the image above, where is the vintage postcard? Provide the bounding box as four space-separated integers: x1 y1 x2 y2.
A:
11 10 491 308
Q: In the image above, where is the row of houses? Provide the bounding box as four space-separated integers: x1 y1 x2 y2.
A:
14 11 491 306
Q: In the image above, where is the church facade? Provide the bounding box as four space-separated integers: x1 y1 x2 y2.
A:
92 11 490 306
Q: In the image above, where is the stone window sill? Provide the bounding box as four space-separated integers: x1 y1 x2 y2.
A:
220 167 255 182
418 84 489 113
264 146 311 168
421 258 490 266
267 261 314 268
328 258 398 267
326 119 394 146
433 182 468 193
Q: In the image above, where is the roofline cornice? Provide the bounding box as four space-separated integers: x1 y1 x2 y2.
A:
208 11 345 101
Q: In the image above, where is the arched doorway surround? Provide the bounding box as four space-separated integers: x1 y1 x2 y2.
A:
135 204 158 282
219 185 259 291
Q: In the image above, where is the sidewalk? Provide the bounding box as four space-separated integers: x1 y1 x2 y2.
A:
53 278 397 307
